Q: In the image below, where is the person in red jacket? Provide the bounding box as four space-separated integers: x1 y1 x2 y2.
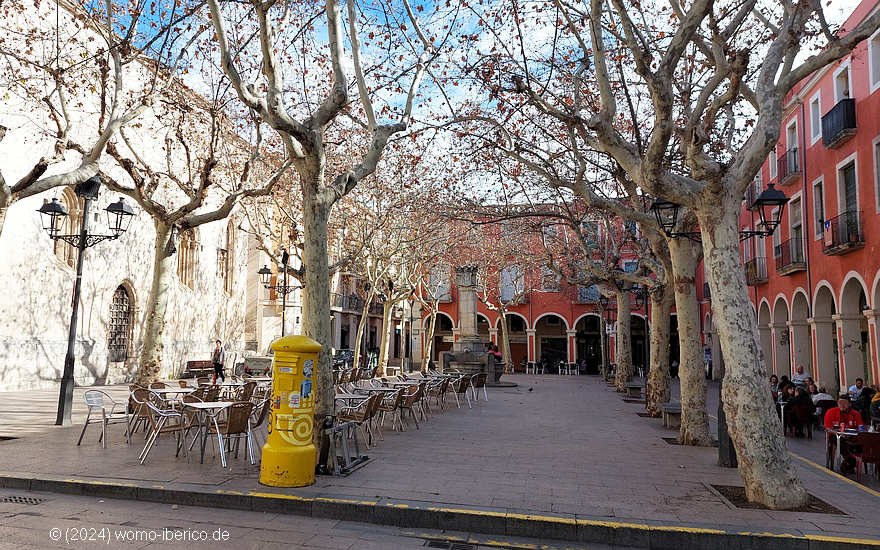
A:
824 394 864 473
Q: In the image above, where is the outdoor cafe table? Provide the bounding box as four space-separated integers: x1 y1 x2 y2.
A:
335 393 369 401
184 401 233 465
359 387 398 393
150 387 196 395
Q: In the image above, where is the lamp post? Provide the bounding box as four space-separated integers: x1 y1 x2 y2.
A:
649 183 789 242
649 186 788 467
258 250 300 337
37 176 136 426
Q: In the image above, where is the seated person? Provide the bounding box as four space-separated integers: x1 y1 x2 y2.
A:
769 374 779 399
777 383 795 403
852 385 876 423
806 382 819 397
848 378 864 399
786 387 814 437
803 376 815 389
824 394 864 474
791 365 809 385
871 388 880 421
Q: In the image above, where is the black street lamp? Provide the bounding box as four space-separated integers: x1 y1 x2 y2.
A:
650 184 789 243
258 249 300 336
37 176 135 426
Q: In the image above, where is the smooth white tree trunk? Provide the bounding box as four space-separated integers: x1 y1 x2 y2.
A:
646 291 672 416
698 197 807 508
499 311 513 373
423 310 437 371
669 238 711 446
614 291 633 392
136 222 175 385
301 182 334 429
352 291 373 368
377 301 394 376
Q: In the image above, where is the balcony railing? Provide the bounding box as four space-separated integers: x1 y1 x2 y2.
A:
822 98 857 149
369 301 385 315
702 282 710 301
777 148 800 185
822 210 864 255
331 292 344 309
745 257 768 285
774 237 806 275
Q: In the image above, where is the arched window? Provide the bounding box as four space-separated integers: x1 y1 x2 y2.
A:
177 228 198 289
53 187 83 267
108 285 133 362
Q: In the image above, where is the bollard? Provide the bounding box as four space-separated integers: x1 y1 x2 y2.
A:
259 335 323 487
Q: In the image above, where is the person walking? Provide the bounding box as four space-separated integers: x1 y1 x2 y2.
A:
212 339 226 384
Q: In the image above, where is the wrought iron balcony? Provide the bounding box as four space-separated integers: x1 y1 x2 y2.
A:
702 282 710 301
774 237 806 275
745 257 768 285
822 210 864 255
369 301 386 315
822 98 857 149
777 147 800 185
331 292 344 309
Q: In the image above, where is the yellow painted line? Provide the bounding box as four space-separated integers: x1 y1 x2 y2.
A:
63 478 137 487
788 451 880 499
507 512 576 525
246 491 313 501
425 506 507 518
575 518 724 534
217 490 243 495
805 534 880 546
313 497 378 505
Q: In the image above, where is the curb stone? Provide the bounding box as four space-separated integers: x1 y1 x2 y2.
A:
1 473 878 549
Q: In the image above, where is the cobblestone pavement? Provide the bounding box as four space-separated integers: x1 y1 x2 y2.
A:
0 375 878 544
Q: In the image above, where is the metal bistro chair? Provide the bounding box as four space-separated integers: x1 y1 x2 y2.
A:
470 372 488 401
447 376 472 409
139 392 187 464
205 401 257 467
77 390 131 448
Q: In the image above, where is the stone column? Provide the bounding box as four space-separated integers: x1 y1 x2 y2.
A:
332 311 342 353
566 329 577 363
770 322 791 378
864 310 880 385
526 329 536 362
808 317 839 395
788 320 812 378
833 314 864 390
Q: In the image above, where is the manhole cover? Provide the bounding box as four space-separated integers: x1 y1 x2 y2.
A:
1 495 46 505
425 542 477 550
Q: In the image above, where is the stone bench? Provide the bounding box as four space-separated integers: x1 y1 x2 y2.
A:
660 403 682 429
625 382 644 399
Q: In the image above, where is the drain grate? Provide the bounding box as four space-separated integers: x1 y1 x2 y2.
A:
424 543 477 550
1 495 47 505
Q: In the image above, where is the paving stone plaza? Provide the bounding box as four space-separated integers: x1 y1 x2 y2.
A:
1 375 878 548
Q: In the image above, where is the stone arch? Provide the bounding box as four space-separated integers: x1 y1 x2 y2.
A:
773 295 791 378
496 311 530 331
574 313 602 374
631 314 649 372
534 313 569 369
476 312 491 340
790 290 812 381
812 283 839 395
838 275 869 388
758 300 772 375
813 280 838 317
533 312 570 331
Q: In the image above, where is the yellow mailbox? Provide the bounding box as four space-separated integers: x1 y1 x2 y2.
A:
259 334 322 487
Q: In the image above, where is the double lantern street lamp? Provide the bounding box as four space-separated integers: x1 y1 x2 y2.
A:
649 183 790 469
649 182 789 242
37 176 135 426
258 249 301 337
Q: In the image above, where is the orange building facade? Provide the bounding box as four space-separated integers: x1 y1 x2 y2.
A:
698 0 880 395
